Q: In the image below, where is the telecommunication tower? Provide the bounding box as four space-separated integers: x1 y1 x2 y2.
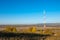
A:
43 10 46 29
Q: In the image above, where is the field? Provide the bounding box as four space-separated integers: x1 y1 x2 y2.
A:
0 23 60 40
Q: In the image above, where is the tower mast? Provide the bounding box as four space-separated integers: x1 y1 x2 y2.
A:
43 10 46 29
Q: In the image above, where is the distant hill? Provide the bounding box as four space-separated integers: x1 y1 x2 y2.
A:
0 23 60 27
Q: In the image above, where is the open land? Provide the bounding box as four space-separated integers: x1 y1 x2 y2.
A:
0 23 60 40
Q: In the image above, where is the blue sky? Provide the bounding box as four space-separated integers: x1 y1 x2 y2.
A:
0 0 60 25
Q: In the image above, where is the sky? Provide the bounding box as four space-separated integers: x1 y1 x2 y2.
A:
0 0 60 25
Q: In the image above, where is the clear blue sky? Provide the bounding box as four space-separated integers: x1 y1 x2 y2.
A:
0 0 60 25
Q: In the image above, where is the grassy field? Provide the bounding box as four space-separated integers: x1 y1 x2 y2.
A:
0 24 60 40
